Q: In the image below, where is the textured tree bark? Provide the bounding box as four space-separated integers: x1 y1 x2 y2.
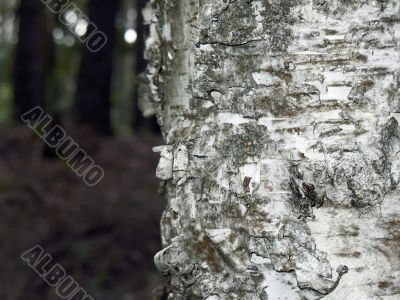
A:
133 0 160 133
145 1 400 299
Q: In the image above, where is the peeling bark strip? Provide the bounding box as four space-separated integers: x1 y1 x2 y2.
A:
146 0 400 299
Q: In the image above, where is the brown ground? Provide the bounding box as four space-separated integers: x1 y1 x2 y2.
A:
0 124 166 300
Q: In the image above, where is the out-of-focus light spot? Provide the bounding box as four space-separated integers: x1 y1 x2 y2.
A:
64 10 78 25
124 29 137 44
74 19 88 37
64 36 75 47
53 28 64 41
127 9 137 21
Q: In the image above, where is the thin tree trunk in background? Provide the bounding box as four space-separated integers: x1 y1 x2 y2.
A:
75 0 119 136
145 0 400 299
133 0 160 133
13 0 47 120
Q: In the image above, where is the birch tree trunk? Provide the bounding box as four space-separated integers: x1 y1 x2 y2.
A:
144 1 400 299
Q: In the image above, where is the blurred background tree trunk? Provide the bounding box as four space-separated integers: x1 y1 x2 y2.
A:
13 0 51 120
75 0 120 136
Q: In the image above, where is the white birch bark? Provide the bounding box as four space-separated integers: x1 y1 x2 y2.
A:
144 0 400 299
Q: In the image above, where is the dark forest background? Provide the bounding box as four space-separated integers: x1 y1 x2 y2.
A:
0 0 165 299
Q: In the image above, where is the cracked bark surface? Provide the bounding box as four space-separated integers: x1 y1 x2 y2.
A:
144 0 400 299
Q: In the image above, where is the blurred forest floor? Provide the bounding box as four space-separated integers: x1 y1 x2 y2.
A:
0 124 165 300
